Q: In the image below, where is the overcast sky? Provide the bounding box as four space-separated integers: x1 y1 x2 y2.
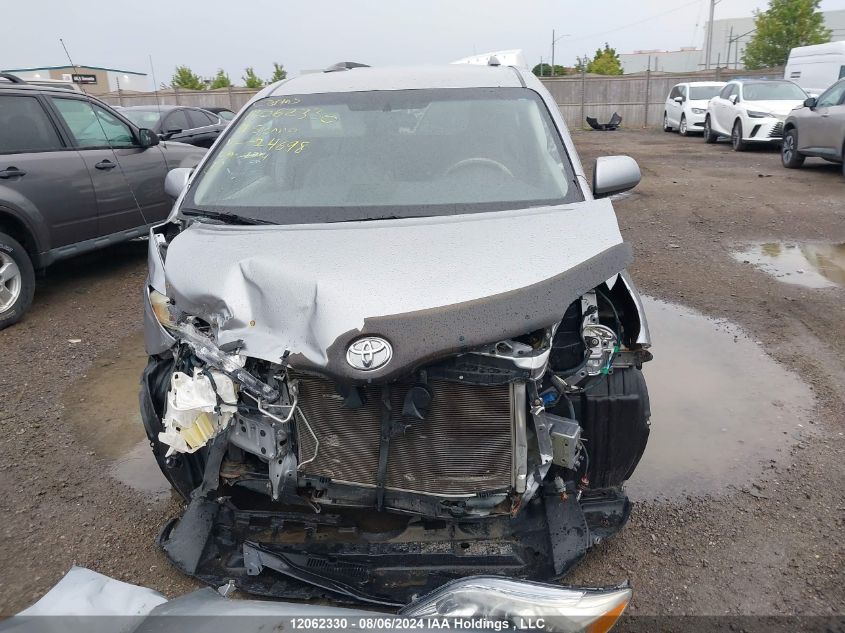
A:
3 0 843 84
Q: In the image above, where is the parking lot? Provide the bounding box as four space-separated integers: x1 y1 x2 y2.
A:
0 127 842 617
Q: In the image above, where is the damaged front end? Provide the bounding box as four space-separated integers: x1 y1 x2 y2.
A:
141 200 652 607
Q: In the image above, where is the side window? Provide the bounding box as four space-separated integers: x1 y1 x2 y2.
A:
817 81 845 108
669 86 680 99
163 109 190 133
839 65 845 80
719 84 734 100
679 85 688 99
187 109 214 128
0 95 63 153
52 98 135 148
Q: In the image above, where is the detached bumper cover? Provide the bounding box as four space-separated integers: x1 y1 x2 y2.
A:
157 489 630 607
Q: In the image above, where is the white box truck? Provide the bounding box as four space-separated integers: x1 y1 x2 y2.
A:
785 41 845 96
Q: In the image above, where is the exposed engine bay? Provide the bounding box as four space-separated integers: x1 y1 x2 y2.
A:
141 206 652 605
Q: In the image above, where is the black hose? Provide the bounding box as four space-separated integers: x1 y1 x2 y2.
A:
596 288 622 338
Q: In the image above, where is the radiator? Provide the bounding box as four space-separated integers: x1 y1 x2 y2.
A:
294 375 520 497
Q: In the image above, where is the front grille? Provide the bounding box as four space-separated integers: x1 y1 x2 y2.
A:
769 122 784 138
294 375 515 497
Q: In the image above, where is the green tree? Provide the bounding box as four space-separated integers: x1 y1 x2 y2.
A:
242 67 264 89
532 63 572 77
270 62 287 83
574 55 589 73
170 65 205 90
585 44 623 75
209 69 232 89
742 0 831 69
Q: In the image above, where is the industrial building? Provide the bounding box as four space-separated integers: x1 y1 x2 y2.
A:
620 8 845 73
0 65 149 95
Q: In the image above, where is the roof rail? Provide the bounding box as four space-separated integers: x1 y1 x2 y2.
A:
0 72 27 84
324 61 370 73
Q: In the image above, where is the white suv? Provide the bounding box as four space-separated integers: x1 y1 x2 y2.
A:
704 79 808 151
662 81 724 136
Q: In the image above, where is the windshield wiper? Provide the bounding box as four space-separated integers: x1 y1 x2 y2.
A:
180 208 273 226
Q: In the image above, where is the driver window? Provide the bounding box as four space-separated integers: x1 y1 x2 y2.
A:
817 81 845 108
52 97 135 148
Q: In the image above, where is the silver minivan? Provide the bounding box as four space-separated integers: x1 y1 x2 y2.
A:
141 61 652 623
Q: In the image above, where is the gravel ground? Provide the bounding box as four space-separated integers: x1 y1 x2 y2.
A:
0 128 842 619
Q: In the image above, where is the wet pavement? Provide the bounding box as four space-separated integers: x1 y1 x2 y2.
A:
61 330 170 498
731 241 845 289
626 298 814 501
60 298 815 507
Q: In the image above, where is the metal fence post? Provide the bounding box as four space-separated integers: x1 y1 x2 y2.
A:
580 68 586 129
174 86 180 105
643 67 651 128
228 85 235 110
117 87 124 107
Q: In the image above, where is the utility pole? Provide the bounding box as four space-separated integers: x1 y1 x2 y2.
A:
704 0 717 70
726 26 733 72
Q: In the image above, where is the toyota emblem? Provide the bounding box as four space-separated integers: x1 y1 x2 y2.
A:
346 337 392 371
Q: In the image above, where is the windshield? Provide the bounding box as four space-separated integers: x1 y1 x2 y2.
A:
743 82 807 101
122 109 162 126
689 86 723 100
186 88 581 225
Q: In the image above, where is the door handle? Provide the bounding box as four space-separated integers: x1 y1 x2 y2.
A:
95 160 117 170
0 166 26 179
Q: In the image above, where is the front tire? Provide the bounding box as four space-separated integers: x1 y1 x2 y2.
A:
679 115 689 136
703 116 717 143
781 129 805 168
663 112 672 132
731 120 747 152
0 232 35 331
841 142 845 179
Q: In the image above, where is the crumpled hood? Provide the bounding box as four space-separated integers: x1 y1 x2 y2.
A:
164 199 632 382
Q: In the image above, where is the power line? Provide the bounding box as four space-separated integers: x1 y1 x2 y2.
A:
562 0 704 45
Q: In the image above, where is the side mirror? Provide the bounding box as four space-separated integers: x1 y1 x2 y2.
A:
137 128 159 148
164 167 193 199
804 97 817 108
674 96 684 104
729 94 739 104
592 156 641 199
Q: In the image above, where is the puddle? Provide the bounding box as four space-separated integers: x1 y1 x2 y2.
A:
732 241 845 288
626 298 813 501
63 331 170 498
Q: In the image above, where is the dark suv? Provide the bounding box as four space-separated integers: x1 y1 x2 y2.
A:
0 73 206 328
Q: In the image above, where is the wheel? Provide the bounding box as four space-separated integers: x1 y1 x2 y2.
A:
731 120 747 152
703 116 717 144
781 129 805 168
662 112 672 132
0 232 35 330
679 115 689 136
841 142 845 179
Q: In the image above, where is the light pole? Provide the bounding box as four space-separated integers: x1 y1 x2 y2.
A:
551 30 571 77
704 0 722 70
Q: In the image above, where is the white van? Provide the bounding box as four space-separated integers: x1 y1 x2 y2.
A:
784 41 845 96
